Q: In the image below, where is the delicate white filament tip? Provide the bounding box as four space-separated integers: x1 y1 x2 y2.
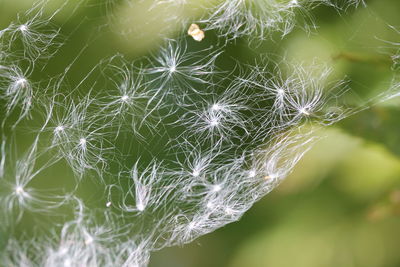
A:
79 138 87 148
210 118 219 127
15 186 24 194
300 108 310 115
137 203 145 211
55 125 64 132
19 25 28 32
248 170 256 178
212 184 221 192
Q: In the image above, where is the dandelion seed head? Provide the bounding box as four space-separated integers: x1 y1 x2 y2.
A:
188 222 196 230
211 103 221 111
136 203 145 211
55 125 65 132
19 24 28 32
225 207 234 215
16 78 27 84
15 185 24 195
64 259 72 267
79 138 87 148
84 236 93 245
299 107 310 115
212 184 221 192
210 118 219 127
248 170 256 178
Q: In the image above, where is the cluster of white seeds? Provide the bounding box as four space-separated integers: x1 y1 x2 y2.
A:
0 0 397 266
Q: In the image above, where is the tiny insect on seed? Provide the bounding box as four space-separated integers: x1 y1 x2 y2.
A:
188 24 205 42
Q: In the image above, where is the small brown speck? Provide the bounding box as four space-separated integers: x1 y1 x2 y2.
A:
188 24 205 42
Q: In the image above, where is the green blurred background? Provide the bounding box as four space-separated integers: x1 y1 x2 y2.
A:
1 0 400 266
